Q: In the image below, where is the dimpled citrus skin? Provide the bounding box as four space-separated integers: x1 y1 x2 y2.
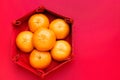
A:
16 31 33 52
28 14 49 32
51 40 71 61
49 19 70 39
29 49 52 69
32 28 56 51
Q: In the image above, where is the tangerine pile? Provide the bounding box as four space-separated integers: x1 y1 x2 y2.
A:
16 13 71 69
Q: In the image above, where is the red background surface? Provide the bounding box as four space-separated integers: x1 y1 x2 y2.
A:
0 0 120 80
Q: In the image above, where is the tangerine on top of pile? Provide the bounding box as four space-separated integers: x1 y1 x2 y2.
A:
32 28 56 51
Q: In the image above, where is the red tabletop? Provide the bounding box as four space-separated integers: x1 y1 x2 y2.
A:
0 0 120 80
